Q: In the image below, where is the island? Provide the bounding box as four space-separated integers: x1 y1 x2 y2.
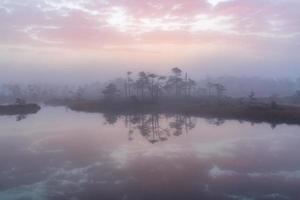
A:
0 99 41 115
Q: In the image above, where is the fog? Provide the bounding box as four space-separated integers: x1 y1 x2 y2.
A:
1 67 300 106
2 1 300 199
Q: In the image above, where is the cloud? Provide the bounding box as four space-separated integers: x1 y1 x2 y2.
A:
0 0 299 79
1 0 299 48
207 0 233 7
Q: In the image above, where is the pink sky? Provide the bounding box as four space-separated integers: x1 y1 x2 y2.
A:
0 0 299 82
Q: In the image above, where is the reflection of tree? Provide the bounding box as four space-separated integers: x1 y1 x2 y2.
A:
103 113 118 125
169 114 197 136
104 113 197 144
270 123 277 129
185 117 196 132
169 114 184 136
143 114 170 143
128 129 134 141
206 118 225 126
128 114 164 144
16 114 26 121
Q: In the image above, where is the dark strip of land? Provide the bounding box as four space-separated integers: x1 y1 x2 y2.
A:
0 104 41 115
68 98 300 126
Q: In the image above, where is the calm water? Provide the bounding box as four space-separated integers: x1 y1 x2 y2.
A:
1 106 300 200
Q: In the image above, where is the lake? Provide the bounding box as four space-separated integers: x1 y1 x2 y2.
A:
0 106 300 200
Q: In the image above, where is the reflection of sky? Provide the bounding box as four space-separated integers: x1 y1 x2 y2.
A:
1 106 300 199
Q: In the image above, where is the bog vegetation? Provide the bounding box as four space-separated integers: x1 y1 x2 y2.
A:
1 67 300 125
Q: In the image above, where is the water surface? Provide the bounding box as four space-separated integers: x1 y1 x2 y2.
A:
0 106 300 200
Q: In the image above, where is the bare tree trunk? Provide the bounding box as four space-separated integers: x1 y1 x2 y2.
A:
185 73 188 97
128 84 131 97
124 82 128 98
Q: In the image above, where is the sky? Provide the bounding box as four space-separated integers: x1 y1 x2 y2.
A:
0 0 299 83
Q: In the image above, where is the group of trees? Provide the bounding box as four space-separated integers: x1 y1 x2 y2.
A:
91 74 300 103
101 68 300 106
2 68 300 105
102 67 226 101
206 82 226 99
0 82 105 104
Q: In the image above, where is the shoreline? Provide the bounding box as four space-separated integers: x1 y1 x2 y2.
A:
68 99 300 126
0 104 41 115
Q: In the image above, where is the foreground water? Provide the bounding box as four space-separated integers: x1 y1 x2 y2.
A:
0 106 300 200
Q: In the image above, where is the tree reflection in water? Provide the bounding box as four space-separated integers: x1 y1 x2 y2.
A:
205 118 225 126
16 114 26 121
103 113 119 125
103 113 199 143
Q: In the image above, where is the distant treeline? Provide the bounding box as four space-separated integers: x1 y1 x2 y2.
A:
102 67 225 101
0 68 300 104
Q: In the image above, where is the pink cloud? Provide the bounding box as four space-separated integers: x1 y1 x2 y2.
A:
0 0 299 50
